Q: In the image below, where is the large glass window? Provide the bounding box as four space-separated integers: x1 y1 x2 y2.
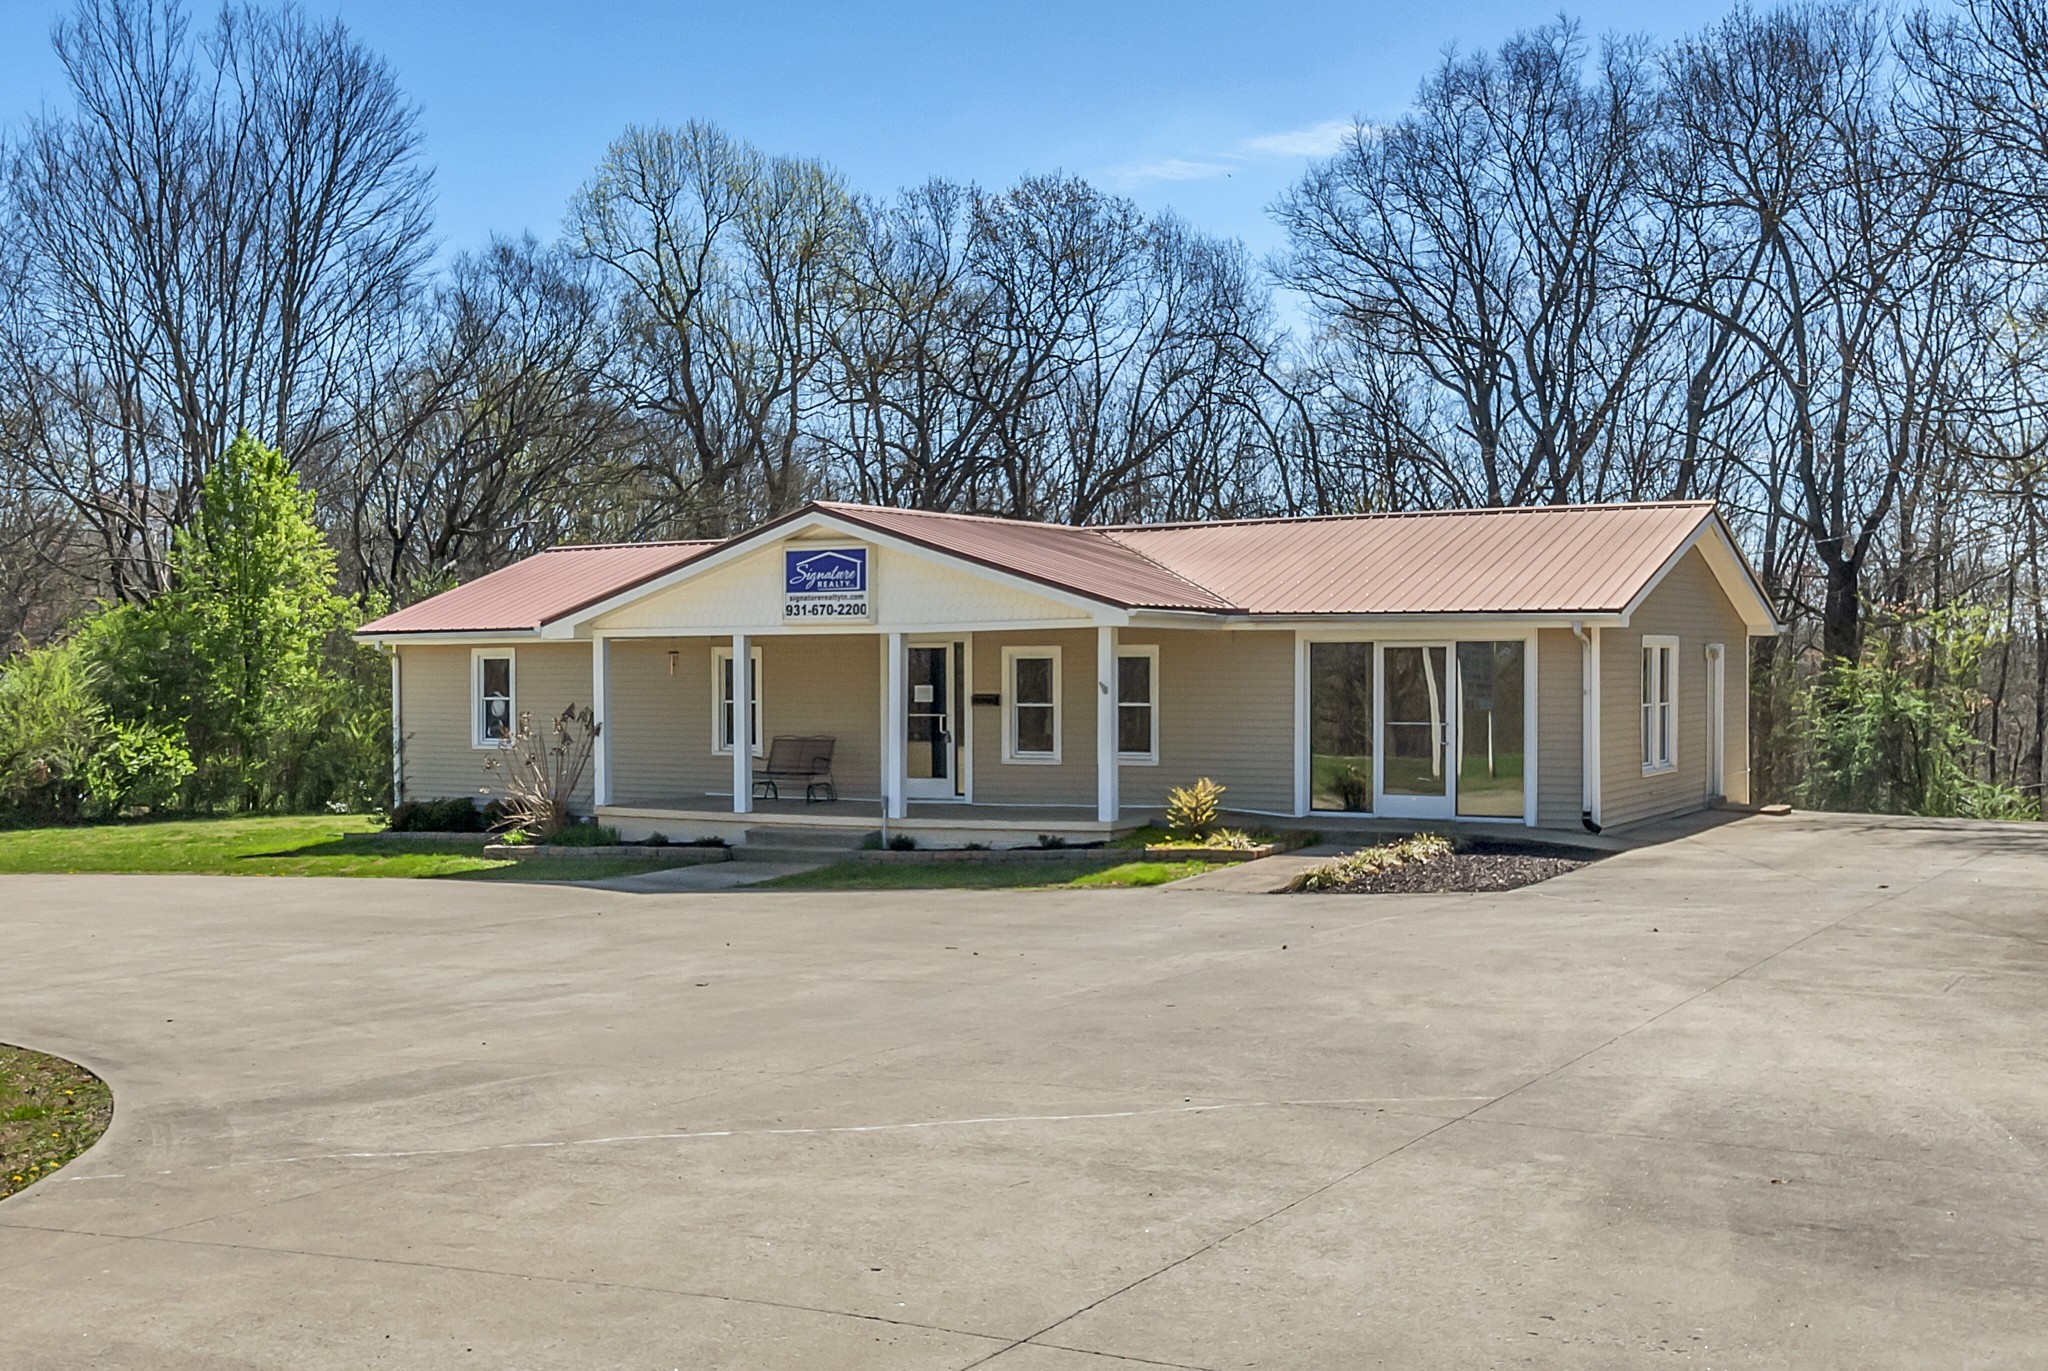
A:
1456 641 1526 818
1116 648 1157 761
1309 641 1374 811
1004 648 1061 762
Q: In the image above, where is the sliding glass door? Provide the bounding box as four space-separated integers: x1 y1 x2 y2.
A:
1303 636 1530 821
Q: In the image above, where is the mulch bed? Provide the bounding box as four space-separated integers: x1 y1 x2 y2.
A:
1314 839 1598 894
2 1044 113 1198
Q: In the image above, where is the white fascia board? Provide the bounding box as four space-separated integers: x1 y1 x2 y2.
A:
1126 610 1624 633
549 509 1126 634
1619 515 1781 633
355 629 544 647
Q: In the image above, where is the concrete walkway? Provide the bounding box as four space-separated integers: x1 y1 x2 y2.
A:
1 812 2043 1368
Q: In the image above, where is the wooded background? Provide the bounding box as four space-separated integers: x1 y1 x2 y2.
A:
6 0 2048 815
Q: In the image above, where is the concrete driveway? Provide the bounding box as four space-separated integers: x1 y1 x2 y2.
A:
1 813 2042 1369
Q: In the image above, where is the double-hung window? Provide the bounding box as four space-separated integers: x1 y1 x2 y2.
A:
1116 646 1159 764
473 650 515 748
713 646 763 757
1641 636 1677 773
1003 647 1061 763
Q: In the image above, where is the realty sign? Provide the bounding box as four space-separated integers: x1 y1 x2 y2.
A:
783 547 870 622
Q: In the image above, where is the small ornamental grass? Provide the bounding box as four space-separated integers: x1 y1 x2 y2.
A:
1288 833 1454 892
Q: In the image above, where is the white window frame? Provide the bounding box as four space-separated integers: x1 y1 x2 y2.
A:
712 645 765 758
472 648 516 749
1002 646 1062 764
1115 645 1159 765
1642 635 1678 774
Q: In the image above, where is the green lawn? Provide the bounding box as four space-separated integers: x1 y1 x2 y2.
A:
756 858 1223 891
0 815 695 883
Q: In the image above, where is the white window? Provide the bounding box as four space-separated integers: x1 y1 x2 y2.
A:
1642 636 1677 773
1003 647 1061 763
712 646 763 757
1116 646 1159 764
472 649 515 748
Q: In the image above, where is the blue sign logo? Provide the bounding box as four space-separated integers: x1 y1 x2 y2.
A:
785 547 866 595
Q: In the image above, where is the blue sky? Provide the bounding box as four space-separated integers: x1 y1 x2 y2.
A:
0 0 1731 264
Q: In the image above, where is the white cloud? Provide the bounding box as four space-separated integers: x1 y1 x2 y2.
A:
1239 119 1355 159
1104 157 1236 187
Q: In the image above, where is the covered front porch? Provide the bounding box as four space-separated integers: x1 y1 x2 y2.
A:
596 792 1146 847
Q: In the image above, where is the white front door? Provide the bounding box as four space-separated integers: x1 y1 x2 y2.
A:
1376 643 1455 819
903 641 962 800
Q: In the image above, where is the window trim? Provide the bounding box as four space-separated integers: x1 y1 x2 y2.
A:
1115 644 1160 765
1002 646 1062 764
1641 635 1678 775
472 648 516 750
712 645 765 758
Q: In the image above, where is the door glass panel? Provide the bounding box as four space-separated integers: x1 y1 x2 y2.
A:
1382 646 1448 798
906 647 949 780
1309 642 1373 811
1456 641 1525 818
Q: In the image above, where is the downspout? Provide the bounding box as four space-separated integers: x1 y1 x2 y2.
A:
1573 622 1602 834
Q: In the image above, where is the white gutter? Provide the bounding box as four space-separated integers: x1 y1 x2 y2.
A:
1573 621 1602 833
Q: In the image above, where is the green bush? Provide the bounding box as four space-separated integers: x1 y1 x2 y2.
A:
0 639 105 822
83 722 195 815
540 822 621 847
389 797 488 832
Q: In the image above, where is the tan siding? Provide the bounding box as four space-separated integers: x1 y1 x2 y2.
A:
1119 629 1296 814
759 635 882 799
1600 547 1752 828
606 638 722 805
967 629 1098 806
1535 628 1584 829
395 642 596 809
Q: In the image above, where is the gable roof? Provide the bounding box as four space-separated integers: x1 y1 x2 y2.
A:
357 541 717 635
357 499 1772 638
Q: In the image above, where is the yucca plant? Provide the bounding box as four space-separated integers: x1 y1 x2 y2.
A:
1165 776 1226 839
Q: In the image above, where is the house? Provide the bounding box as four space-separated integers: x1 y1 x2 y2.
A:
355 499 1781 845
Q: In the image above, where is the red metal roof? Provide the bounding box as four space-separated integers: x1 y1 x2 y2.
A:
357 541 717 634
814 502 1234 611
1108 502 1719 615
357 500 1731 636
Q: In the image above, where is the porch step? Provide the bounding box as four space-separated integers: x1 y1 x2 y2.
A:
735 826 875 859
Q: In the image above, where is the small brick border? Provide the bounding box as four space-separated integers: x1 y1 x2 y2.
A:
481 843 731 863
364 830 495 845
850 847 1125 866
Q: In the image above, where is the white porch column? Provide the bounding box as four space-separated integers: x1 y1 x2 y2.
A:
884 631 907 819
388 649 403 805
591 636 612 807
731 631 752 815
1096 625 1118 823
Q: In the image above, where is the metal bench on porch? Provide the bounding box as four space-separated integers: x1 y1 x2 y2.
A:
751 735 838 803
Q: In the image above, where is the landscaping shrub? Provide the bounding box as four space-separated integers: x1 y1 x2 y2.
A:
83 722 195 816
540 823 621 847
1165 777 1226 838
1288 833 1453 892
483 704 600 838
886 832 917 851
389 797 488 832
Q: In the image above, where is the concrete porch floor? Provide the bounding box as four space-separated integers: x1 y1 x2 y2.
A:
598 794 1147 847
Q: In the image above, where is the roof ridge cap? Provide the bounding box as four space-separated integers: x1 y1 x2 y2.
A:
543 538 721 552
1102 499 1718 534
